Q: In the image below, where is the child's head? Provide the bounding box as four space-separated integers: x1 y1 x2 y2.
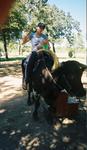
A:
37 22 46 30
36 23 46 34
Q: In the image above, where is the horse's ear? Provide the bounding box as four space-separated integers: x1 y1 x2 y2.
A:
79 63 87 72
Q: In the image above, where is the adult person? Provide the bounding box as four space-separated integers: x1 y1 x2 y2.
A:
22 22 49 89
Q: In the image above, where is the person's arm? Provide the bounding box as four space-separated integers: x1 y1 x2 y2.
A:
37 38 49 50
41 39 49 45
21 33 30 45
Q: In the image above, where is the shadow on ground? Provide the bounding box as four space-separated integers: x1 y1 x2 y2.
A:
0 60 87 150
0 62 22 77
0 95 87 150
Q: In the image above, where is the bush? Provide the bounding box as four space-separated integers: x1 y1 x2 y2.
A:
68 50 75 58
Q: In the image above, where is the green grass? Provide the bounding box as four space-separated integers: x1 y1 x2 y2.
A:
0 56 25 62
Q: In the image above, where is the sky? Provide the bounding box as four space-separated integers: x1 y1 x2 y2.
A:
48 0 86 39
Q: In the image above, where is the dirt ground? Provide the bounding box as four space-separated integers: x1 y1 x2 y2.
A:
0 60 87 150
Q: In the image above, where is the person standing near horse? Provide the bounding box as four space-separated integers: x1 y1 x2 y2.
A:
21 23 49 90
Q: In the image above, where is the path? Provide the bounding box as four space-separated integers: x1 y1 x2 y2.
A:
0 61 87 150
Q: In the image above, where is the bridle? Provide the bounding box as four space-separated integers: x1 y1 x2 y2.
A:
60 74 73 94
60 74 85 97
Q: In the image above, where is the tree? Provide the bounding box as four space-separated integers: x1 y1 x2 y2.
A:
0 0 81 58
0 0 27 59
26 3 81 51
75 32 85 49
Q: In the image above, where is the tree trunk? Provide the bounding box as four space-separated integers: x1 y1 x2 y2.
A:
18 40 21 55
2 30 8 59
52 42 55 53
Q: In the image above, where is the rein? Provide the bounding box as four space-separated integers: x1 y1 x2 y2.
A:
61 74 72 94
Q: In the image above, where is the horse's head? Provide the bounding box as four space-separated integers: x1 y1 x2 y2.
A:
37 50 54 71
52 60 87 98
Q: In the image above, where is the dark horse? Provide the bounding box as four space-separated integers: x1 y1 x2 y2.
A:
22 50 87 120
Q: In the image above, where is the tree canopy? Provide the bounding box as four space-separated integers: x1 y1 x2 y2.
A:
0 0 82 58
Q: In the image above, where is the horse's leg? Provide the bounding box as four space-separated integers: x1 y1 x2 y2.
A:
33 95 40 121
21 58 27 90
27 83 34 106
27 90 32 106
45 106 56 124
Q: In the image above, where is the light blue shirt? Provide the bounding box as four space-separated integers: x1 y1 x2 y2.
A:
29 32 48 51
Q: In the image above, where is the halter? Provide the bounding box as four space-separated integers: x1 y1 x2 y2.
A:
61 73 85 97
60 74 73 94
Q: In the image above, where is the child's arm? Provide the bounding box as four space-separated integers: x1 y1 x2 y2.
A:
21 33 30 45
